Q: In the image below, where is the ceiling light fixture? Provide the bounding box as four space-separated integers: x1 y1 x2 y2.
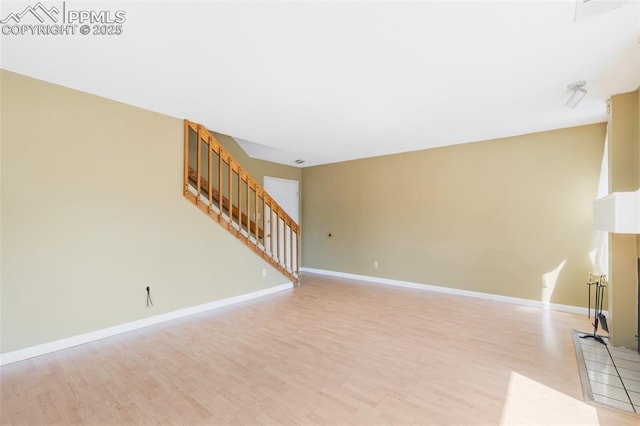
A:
566 81 588 109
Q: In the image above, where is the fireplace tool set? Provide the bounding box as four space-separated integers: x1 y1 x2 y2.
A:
580 273 609 345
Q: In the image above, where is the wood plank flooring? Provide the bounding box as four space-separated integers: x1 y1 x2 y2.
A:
1 273 639 425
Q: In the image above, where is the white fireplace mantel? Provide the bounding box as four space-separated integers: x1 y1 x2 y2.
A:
593 190 640 234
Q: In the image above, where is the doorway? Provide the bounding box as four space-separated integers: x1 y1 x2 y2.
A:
264 177 299 223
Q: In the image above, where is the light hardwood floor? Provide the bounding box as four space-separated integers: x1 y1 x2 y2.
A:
1 273 639 425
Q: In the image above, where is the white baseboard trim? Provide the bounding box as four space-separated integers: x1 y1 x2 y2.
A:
0 282 293 366
301 267 593 316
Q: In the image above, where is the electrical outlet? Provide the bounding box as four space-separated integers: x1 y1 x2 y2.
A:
373 260 378 269
262 268 267 278
541 277 549 288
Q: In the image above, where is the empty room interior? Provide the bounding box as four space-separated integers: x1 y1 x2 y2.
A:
1 1 640 424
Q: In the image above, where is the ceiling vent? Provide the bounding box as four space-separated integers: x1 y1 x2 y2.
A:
574 0 630 22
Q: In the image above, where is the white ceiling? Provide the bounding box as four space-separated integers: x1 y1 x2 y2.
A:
1 1 639 167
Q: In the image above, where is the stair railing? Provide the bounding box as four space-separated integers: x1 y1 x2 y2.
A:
183 120 300 284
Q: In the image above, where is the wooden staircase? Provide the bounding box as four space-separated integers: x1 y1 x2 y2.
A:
183 120 300 285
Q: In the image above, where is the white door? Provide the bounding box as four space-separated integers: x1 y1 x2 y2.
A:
264 177 299 223
264 177 299 272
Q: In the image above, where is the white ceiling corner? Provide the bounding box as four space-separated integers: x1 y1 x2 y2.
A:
234 137 280 159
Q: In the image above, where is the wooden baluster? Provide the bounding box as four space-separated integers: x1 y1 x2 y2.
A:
246 175 250 241
217 147 223 220
227 157 232 226
277 209 281 265
290 220 294 273
270 200 274 257
284 219 287 269
254 184 258 244
263 193 267 252
207 137 213 211
183 120 189 195
296 226 300 280
196 125 202 204
284 218 289 272
237 168 242 230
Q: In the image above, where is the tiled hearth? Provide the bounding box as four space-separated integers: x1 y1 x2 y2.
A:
573 331 640 414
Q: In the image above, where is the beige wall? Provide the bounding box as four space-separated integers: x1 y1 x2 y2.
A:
608 89 639 349
302 124 606 307
0 70 290 353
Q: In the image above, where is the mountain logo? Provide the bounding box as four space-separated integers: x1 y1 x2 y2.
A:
0 2 60 24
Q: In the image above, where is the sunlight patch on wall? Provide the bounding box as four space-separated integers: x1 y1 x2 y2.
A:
541 259 568 303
